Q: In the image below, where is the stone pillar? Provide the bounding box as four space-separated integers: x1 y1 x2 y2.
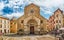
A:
34 25 40 34
24 25 30 35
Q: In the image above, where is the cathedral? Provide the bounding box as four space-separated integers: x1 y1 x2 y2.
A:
10 3 47 35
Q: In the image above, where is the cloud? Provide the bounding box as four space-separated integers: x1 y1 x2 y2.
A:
3 12 24 19
0 0 64 19
2 6 13 14
31 0 64 8
0 2 5 10
40 7 52 15
0 11 3 15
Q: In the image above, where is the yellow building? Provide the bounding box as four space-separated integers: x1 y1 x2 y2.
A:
0 16 10 34
10 17 17 33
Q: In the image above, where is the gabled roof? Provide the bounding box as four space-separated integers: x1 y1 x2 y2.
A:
24 3 40 8
10 17 17 21
0 16 9 20
54 8 63 14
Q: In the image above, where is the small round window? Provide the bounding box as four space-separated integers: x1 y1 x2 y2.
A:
30 9 34 13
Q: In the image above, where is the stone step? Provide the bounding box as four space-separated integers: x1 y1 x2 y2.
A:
1 35 59 40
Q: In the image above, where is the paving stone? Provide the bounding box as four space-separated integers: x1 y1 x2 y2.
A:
0 35 59 40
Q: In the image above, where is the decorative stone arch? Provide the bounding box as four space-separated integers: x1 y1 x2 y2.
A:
24 16 40 25
24 16 40 34
27 19 38 25
27 19 38 34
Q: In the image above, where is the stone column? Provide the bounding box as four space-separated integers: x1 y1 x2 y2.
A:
34 25 40 34
24 25 30 35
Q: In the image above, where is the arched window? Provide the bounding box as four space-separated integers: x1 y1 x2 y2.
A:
59 20 61 23
30 9 34 13
21 20 24 23
41 20 43 23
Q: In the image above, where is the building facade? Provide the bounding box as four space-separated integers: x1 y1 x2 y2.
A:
16 3 47 34
10 4 64 34
47 15 55 31
10 17 17 33
0 3 64 35
48 8 64 31
46 20 51 32
63 15 64 27
54 9 63 29
0 16 10 34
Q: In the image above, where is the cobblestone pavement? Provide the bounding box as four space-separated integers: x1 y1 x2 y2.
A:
0 35 59 40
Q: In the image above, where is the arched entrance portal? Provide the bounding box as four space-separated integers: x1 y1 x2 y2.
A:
30 25 34 34
27 19 38 34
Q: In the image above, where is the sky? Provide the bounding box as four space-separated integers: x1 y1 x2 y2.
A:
0 0 64 19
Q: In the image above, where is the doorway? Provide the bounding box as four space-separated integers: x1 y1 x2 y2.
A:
30 26 34 34
4 29 6 33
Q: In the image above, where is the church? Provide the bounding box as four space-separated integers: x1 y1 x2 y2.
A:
10 3 47 35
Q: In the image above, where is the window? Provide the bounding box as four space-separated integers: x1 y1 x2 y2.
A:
53 19 54 21
14 22 16 24
56 25 58 29
56 20 58 23
1 30 2 33
59 20 61 23
63 24 64 27
8 30 9 33
4 25 6 28
4 29 6 33
0 20 2 23
54 22 55 24
59 25 61 28
56 15 58 17
21 20 24 23
63 16 64 18
30 9 34 13
51 21 52 23
4 20 6 24
8 21 9 24
10 26 12 28
0 30 2 33
41 20 43 23
11 23 12 24
0 25 2 28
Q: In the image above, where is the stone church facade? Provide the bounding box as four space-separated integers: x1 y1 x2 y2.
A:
16 3 47 34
